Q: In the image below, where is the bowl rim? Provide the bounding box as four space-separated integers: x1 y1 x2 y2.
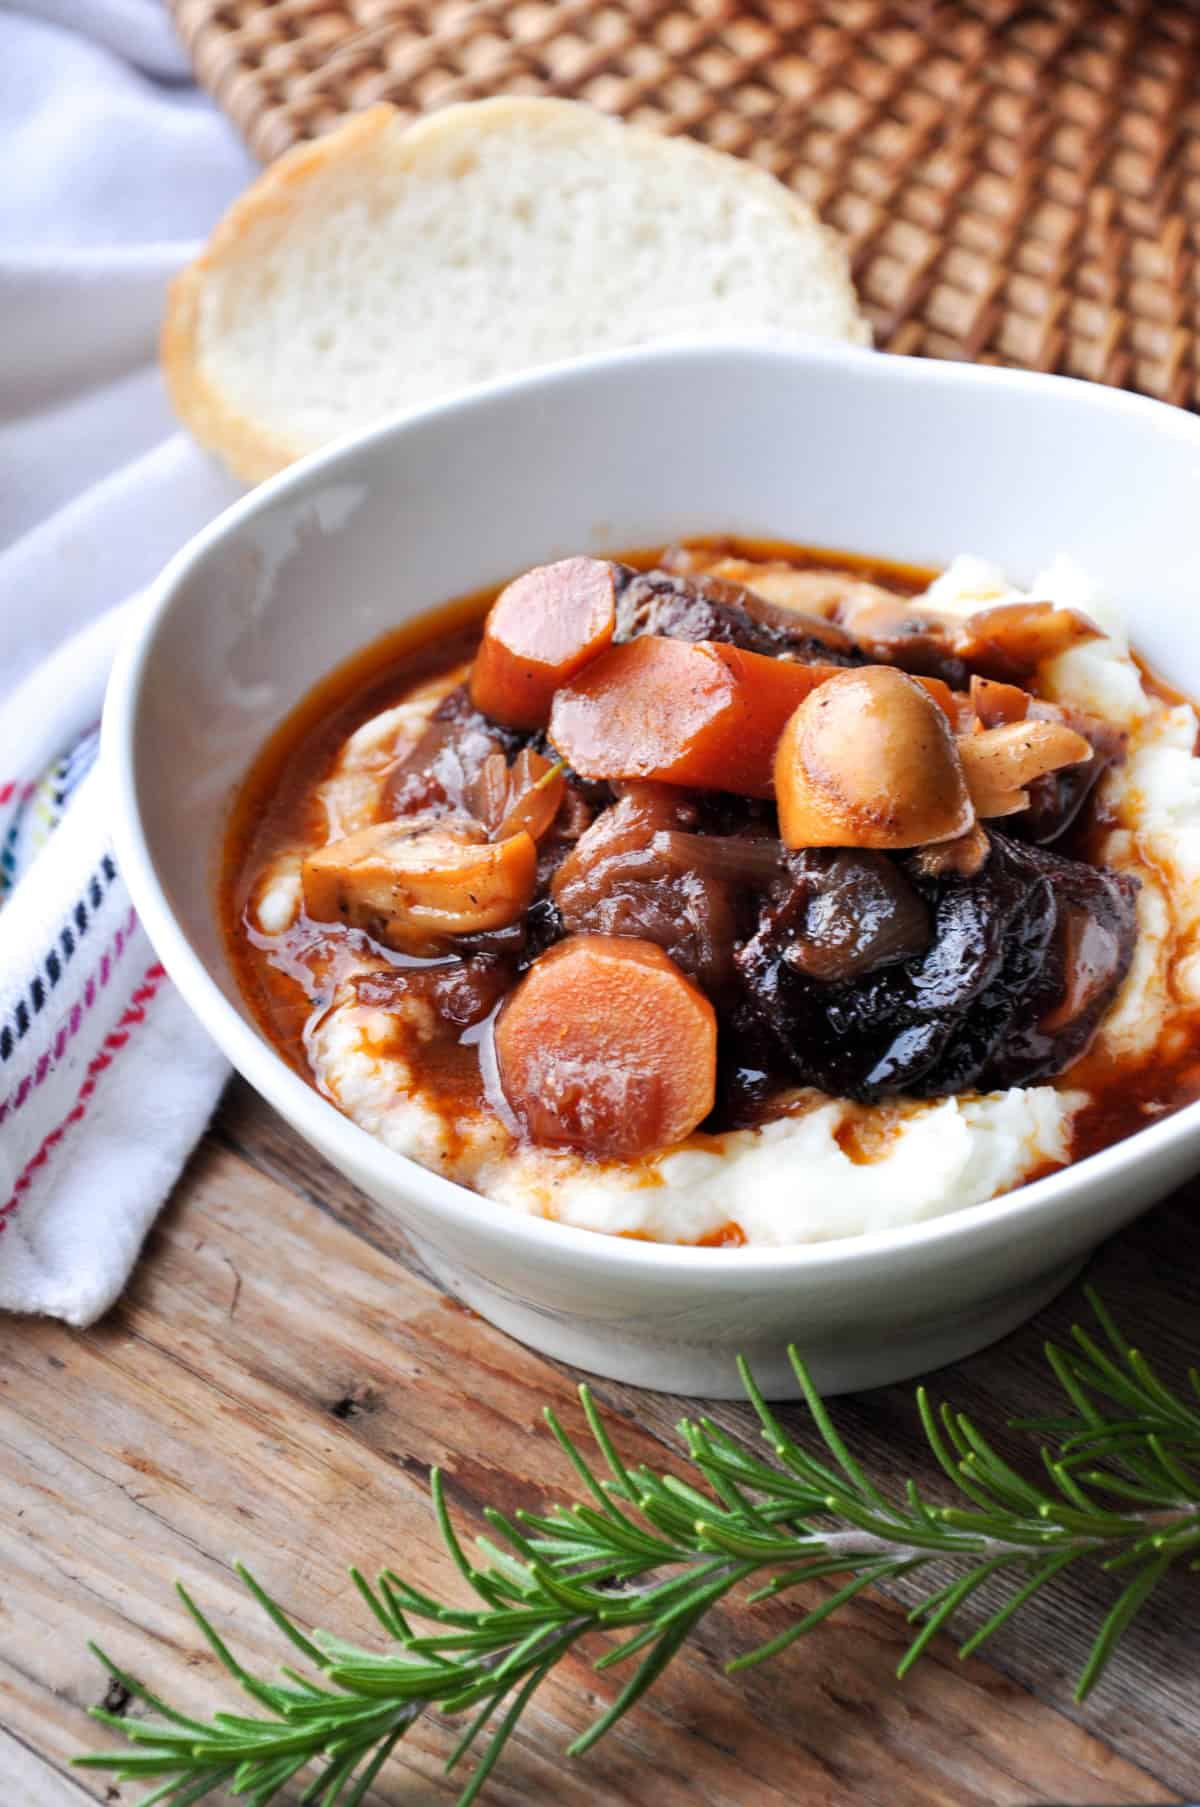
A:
105 332 1200 1277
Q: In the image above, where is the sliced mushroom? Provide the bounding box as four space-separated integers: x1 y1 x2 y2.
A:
774 667 975 851
702 558 885 617
301 813 537 953
957 720 1092 820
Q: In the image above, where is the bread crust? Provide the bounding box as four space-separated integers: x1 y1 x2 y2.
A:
163 106 398 483
162 98 869 485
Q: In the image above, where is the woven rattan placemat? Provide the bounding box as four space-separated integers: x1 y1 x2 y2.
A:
168 0 1200 407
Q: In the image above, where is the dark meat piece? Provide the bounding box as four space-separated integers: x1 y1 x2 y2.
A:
690 790 779 838
773 850 932 983
975 859 1138 1088
551 785 767 993
714 1001 783 1127
516 894 566 968
614 568 861 666
735 832 1138 1102
380 685 527 818
354 955 513 1029
830 592 970 688
421 892 566 974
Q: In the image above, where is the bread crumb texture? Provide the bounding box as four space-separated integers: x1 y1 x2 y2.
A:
163 99 869 483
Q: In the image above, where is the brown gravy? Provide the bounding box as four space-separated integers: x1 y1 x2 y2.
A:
223 538 1200 1185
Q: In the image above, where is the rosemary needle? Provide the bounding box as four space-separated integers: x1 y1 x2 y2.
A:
77 1288 1200 1806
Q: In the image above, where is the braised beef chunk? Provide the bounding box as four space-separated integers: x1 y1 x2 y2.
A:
551 787 748 993
771 851 932 983
517 894 566 969
972 856 1138 1088
381 685 528 818
354 956 512 1029
735 833 1138 1103
361 557 1140 1123
614 568 861 666
827 594 970 688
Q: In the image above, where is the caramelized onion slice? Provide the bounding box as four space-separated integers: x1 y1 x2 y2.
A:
302 814 537 953
497 748 566 842
957 720 1092 820
774 667 975 850
494 934 717 1158
466 748 567 842
647 830 784 886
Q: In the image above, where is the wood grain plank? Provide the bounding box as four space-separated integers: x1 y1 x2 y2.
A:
216 1078 1200 1791
0 1727 97 1807
622 1188 1200 1794
1 1116 1184 1807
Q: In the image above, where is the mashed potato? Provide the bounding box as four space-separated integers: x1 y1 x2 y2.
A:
254 556 1200 1246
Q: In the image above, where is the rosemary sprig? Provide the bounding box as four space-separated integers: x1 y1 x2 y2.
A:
77 1288 1200 1806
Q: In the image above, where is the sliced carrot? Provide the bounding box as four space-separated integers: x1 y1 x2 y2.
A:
911 673 966 725
494 934 717 1158
470 557 617 729
549 636 843 796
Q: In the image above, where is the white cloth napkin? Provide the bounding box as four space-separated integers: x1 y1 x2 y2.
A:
0 1 257 1323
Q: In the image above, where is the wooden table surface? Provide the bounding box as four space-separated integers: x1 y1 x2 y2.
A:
3 1075 1198 1807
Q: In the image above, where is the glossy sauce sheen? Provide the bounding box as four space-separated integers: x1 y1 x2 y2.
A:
223 539 1200 1177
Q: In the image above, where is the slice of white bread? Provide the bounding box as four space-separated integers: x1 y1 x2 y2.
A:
163 98 869 484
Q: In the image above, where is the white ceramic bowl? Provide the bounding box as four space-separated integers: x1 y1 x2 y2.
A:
106 338 1200 1398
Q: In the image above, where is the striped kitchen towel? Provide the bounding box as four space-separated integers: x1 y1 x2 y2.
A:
0 603 228 1325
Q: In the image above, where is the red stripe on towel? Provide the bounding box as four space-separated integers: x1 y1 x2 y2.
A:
0 907 139 1129
0 963 168 1231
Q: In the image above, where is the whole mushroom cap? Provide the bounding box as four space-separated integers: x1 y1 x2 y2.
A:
775 666 975 850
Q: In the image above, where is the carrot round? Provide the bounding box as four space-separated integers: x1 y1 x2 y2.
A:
549 636 842 796
470 557 617 729
494 934 717 1158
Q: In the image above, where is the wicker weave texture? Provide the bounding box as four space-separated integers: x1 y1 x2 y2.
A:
168 0 1200 407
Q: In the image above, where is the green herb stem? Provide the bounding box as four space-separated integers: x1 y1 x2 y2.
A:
79 1289 1199 1806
